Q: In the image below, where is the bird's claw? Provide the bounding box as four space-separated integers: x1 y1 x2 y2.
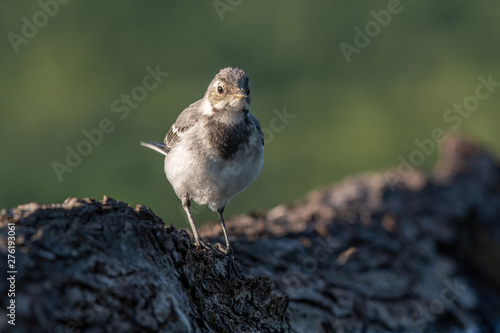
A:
213 243 234 255
194 238 224 257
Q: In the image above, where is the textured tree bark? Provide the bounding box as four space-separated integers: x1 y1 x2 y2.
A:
1 135 500 332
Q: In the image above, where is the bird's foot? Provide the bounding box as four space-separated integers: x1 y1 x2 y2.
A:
213 243 233 255
194 238 224 257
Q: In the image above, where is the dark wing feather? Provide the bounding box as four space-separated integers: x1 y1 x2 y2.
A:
164 99 202 153
164 125 192 153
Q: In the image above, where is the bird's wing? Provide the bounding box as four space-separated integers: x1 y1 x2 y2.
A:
164 99 202 153
249 113 264 146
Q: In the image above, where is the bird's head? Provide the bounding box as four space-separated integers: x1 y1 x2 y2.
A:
205 67 251 115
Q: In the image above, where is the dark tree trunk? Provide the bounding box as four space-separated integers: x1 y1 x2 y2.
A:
1 135 500 332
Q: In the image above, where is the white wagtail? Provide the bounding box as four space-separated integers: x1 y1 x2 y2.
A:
141 67 264 259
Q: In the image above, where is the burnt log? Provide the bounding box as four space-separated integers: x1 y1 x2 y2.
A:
1 135 500 332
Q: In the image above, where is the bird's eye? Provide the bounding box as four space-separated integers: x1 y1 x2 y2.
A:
217 86 224 94
246 88 251 95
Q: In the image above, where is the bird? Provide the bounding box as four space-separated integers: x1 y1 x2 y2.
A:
141 67 264 264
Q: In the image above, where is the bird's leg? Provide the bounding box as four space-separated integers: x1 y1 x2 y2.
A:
217 207 241 279
182 197 222 256
217 207 232 255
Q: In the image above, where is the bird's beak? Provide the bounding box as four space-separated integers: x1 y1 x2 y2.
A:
231 92 248 99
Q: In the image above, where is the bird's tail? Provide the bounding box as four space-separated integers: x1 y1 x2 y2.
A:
140 141 167 156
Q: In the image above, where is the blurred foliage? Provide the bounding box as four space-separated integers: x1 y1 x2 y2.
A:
1 1 499 228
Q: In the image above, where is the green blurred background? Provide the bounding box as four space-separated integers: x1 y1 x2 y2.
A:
1 1 499 228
